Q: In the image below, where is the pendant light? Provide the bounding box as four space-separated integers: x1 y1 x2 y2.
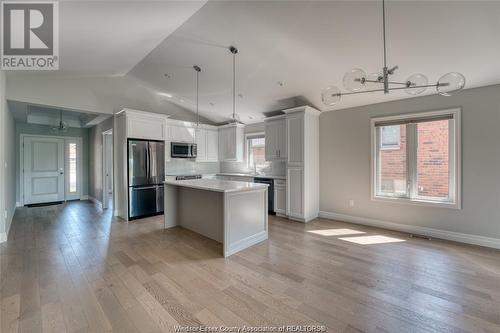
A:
321 0 465 106
51 110 68 133
193 65 201 126
228 46 241 123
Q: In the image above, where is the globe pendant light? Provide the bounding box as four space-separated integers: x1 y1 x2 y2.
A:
228 46 241 123
193 65 201 126
321 0 466 106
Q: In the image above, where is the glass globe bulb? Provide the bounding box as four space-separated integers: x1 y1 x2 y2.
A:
343 68 366 92
321 86 342 106
436 72 466 96
365 72 383 90
405 74 428 95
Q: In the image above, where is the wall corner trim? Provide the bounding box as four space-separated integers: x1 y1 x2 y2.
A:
319 211 500 250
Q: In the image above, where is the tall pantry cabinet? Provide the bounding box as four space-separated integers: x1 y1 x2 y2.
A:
284 106 320 222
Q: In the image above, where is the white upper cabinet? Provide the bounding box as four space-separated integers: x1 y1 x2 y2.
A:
195 128 207 161
170 125 195 143
206 129 219 162
286 113 304 166
126 109 168 141
265 117 287 161
219 123 245 161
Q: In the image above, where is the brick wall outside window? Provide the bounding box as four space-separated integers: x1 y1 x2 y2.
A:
380 120 449 198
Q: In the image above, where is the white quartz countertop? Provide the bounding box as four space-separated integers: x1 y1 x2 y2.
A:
216 173 286 180
164 179 269 193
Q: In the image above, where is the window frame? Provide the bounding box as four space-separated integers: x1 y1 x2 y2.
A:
245 132 266 169
370 108 461 209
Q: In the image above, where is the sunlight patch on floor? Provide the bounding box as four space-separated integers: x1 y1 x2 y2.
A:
339 235 406 245
307 228 366 236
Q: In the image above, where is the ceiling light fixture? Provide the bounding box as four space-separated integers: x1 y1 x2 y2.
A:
228 46 241 123
321 0 465 106
193 65 201 126
51 110 68 133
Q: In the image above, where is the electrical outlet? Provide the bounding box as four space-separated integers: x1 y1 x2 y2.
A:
349 199 355 207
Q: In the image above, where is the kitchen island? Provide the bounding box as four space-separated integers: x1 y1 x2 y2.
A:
164 179 268 257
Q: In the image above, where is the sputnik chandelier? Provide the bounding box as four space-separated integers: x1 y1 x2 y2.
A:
321 0 466 106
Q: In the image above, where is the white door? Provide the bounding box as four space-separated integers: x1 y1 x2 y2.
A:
24 137 65 204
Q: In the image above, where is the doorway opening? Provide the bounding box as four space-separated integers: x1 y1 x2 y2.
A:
102 129 113 209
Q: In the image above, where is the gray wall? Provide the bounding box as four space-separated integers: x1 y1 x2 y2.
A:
319 84 500 239
89 117 114 202
15 123 91 203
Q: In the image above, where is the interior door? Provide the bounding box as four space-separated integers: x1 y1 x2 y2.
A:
24 137 65 204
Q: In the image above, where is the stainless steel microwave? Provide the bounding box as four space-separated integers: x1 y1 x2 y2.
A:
171 142 197 158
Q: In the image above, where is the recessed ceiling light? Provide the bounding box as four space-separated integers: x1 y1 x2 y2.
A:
164 73 171 79
248 116 254 120
238 93 243 98
277 81 284 87
209 102 215 107
157 92 172 98
179 99 185 103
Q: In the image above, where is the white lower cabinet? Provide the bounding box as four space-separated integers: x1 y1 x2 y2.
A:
286 167 304 219
274 180 287 215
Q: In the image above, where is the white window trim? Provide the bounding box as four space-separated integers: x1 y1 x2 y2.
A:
245 132 265 168
370 108 461 209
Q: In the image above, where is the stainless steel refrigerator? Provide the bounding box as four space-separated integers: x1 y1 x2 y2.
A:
128 139 165 220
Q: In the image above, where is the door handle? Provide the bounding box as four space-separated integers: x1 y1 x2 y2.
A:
60 172 64 175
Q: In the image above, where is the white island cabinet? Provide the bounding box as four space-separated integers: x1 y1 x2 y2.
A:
164 179 268 257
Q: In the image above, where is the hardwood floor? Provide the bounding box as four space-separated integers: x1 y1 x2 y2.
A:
1 201 500 333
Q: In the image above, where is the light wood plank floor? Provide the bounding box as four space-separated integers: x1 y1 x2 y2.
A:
1 201 500 333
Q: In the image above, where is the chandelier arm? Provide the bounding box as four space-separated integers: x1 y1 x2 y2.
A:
332 83 444 97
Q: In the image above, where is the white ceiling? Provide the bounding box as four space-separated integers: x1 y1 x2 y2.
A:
28 0 206 76
128 0 500 123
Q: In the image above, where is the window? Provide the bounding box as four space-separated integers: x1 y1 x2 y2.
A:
246 134 270 172
371 108 460 208
380 125 401 149
68 143 77 193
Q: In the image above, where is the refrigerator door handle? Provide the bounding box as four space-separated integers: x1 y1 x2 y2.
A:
145 143 150 183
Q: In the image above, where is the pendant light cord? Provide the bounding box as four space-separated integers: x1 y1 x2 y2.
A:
196 69 200 126
232 50 236 120
382 0 387 69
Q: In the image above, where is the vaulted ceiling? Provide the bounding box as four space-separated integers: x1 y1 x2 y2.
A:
6 1 500 124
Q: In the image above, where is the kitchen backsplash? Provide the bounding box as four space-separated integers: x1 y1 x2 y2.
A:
166 159 220 175
220 160 286 176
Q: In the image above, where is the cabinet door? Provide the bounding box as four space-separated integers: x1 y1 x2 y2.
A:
265 121 277 161
127 115 166 141
286 114 304 166
206 130 219 161
171 125 195 143
218 128 228 160
274 185 287 215
195 129 207 161
277 119 287 160
287 167 303 218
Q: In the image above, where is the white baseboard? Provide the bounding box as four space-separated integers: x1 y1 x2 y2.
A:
80 195 89 200
16 201 22 208
319 211 500 250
